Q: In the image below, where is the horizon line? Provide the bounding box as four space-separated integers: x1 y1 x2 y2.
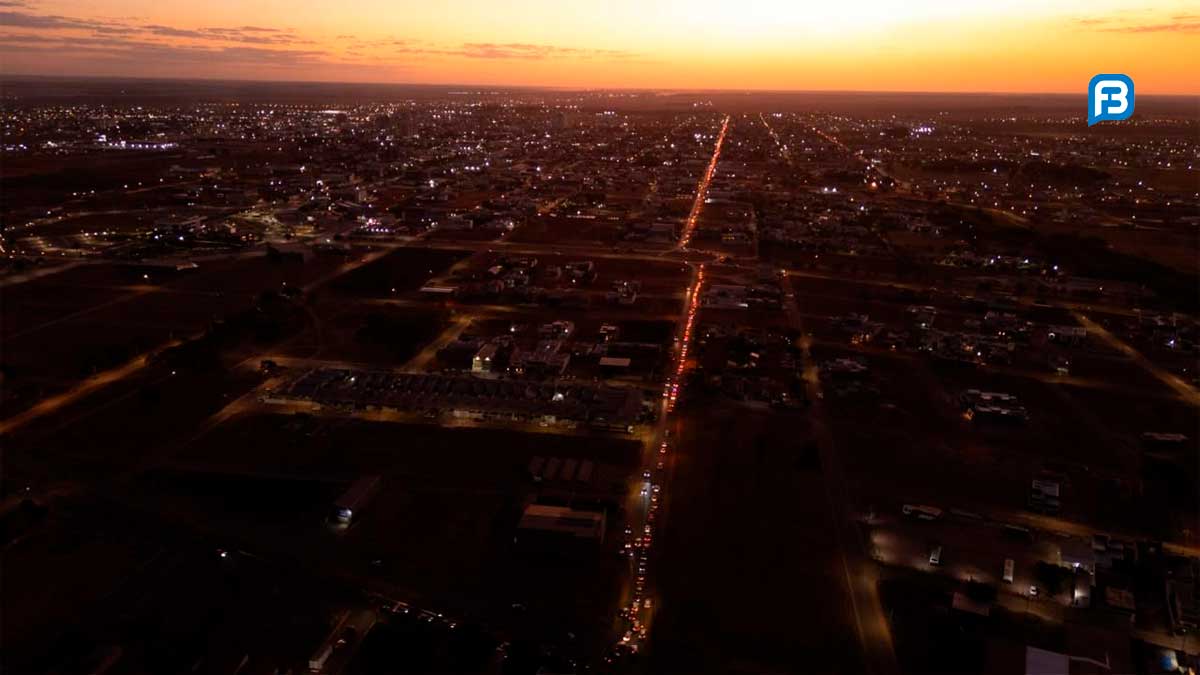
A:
2 72 1198 98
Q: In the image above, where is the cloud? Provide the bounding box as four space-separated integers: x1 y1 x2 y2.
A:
142 24 207 39
0 9 314 47
0 9 640 72
385 41 639 61
1071 13 1200 33
199 26 311 45
1102 15 1200 33
456 42 638 60
0 32 331 69
0 10 118 30
140 23 310 44
0 31 76 44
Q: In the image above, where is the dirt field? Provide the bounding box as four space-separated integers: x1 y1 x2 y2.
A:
0 254 352 416
649 401 864 674
153 413 644 655
326 247 470 297
276 300 448 366
508 214 630 246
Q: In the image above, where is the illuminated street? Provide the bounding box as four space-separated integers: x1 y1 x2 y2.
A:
1 16 1197 673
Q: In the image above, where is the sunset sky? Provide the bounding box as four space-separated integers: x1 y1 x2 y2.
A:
0 0 1197 93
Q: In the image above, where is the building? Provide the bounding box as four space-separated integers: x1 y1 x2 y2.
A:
703 284 749 309
1029 476 1061 514
511 340 570 375
517 504 606 542
1047 325 1087 345
539 320 575 338
472 343 499 373
598 356 632 374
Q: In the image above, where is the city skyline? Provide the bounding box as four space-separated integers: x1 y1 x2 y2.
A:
1 0 1199 94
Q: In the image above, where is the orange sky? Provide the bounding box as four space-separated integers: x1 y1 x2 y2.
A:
0 0 1197 93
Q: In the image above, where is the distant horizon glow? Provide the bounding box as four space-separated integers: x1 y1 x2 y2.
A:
0 0 1197 94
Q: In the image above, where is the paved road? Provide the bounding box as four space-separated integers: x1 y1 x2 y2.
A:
314 607 379 675
403 314 472 371
0 337 182 437
869 506 1199 654
759 115 899 673
0 261 88 288
612 266 697 655
782 271 901 675
678 115 730 249
0 235 429 436
629 114 730 656
1072 311 1200 407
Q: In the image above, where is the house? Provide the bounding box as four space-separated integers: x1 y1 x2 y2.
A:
472 343 499 373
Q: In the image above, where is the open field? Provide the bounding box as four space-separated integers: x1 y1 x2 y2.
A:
276 301 449 367
139 413 643 655
325 247 470 297
0 253 352 416
3 495 356 675
649 401 863 674
507 212 637 247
